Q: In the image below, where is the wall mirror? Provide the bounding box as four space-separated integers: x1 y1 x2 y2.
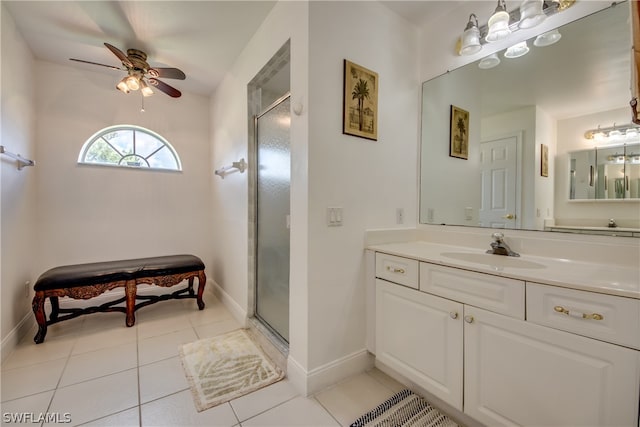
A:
420 2 640 236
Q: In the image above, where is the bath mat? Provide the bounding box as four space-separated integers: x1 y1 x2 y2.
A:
350 389 458 427
180 328 284 412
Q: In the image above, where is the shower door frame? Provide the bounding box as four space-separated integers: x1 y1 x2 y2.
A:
253 92 291 344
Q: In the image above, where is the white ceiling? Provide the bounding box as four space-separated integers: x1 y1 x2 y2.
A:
3 1 278 97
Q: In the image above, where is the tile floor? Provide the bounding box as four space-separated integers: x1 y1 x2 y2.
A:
1 292 405 427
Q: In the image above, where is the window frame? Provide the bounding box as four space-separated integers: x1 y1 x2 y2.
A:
77 124 182 172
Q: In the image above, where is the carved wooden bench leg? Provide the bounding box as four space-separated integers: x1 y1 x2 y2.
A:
196 271 206 310
188 277 195 296
32 292 48 344
125 280 137 327
50 296 60 322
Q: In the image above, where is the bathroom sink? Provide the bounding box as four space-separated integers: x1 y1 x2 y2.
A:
440 252 546 269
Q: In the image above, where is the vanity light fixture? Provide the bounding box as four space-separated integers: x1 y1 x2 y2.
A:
461 14 482 55
584 123 640 141
504 41 529 58
518 0 546 29
457 0 573 56
486 0 511 43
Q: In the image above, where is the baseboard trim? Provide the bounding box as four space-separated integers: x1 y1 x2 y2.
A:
287 349 374 396
1 311 36 361
209 279 247 327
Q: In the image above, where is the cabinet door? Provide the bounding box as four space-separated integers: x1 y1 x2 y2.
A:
375 279 463 410
464 306 640 427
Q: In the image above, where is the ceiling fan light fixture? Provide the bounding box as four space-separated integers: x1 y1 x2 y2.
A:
140 79 154 97
116 77 130 94
125 75 140 91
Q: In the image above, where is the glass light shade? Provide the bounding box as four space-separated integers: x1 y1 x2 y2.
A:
140 80 154 97
125 75 140 91
608 129 622 140
478 53 501 69
504 41 529 58
626 128 639 139
116 78 130 94
534 29 562 47
486 7 511 42
461 27 482 55
518 0 546 29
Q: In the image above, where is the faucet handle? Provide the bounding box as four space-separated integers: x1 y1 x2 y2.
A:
491 232 504 242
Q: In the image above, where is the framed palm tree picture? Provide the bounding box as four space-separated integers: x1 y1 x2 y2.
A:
450 105 469 159
343 60 378 140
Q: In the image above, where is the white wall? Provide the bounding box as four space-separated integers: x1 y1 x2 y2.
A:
1 4 38 345
306 0 419 376
534 106 556 230
34 61 213 273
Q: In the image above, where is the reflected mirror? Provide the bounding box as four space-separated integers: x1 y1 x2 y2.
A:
420 2 640 236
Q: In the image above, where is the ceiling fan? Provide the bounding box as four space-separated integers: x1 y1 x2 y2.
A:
70 43 185 98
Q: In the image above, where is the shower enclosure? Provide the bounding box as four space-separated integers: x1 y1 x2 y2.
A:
254 94 291 342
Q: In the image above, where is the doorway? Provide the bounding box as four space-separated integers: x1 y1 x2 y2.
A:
479 134 521 229
254 94 291 343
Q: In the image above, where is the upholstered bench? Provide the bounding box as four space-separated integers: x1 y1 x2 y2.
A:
31 254 206 343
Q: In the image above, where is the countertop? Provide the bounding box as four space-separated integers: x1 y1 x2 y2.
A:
368 241 640 299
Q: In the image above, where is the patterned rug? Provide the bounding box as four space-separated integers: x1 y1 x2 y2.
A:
350 389 458 427
179 328 285 412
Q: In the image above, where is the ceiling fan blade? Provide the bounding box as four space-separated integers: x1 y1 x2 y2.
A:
148 78 181 98
149 67 186 80
69 58 123 71
104 42 133 68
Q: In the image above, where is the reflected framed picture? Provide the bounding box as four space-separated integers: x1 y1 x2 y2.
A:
541 143 549 177
449 105 469 159
343 59 378 141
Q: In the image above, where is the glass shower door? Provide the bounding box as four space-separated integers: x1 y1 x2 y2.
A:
255 95 290 342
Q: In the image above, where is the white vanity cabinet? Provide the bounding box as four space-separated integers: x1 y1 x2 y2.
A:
373 252 640 427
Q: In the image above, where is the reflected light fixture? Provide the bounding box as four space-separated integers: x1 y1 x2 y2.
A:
478 53 501 69
518 0 546 29
584 123 640 141
534 29 562 47
460 14 482 55
504 40 529 58
486 0 511 43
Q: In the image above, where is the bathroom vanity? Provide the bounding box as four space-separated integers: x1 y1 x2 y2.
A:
367 240 640 427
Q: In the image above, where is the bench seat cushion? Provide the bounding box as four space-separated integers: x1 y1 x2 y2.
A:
34 254 205 291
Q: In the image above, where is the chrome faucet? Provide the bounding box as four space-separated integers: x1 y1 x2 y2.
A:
608 218 617 228
486 232 520 257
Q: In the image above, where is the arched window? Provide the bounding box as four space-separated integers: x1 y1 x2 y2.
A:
78 125 182 171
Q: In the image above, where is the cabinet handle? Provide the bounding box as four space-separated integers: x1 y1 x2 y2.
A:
450 312 459 320
464 315 474 323
554 305 604 321
386 266 405 274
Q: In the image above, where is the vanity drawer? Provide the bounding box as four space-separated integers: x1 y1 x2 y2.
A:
419 263 524 319
375 253 419 289
527 283 640 350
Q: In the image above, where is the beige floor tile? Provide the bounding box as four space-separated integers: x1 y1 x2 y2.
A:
139 356 189 404
138 328 198 366
2 335 75 371
80 312 132 334
0 391 54 426
59 341 137 387
366 367 405 393
45 369 139 426
185 302 233 327
242 396 339 427
193 318 242 339
315 372 397 426
1 358 67 402
72 325 138 355
78 407 140 427
136 314 192 340
140 390 239 426
229 379 298 421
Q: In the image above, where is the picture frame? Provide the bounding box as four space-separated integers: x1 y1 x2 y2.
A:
449 105 469 159
541 143 549 177
343 60 378 140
